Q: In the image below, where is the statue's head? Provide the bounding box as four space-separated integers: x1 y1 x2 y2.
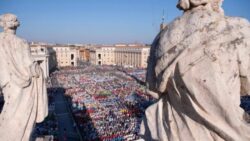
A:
0 13 20 32
177 0 224 13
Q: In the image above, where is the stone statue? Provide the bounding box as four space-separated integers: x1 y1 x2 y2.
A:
140 0 250 140
0 14 48 141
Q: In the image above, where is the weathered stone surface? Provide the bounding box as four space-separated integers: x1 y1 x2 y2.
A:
140 0 250 141
0 13 48 141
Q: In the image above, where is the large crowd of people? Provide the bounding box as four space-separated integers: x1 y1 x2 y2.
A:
50 65 155 141
1 64 249 141
241 96 250 122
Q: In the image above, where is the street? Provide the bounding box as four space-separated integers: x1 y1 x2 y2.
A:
54 90 81 141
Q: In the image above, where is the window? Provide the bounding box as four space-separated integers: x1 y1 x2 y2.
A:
71 54 74 60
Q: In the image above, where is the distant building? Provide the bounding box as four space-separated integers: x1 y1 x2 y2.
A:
31 43 150 69
115 45 150 68
52 45 79 67
89 47 101 65
30 45 57 78
89 44 150 68
78 48 90 62
89 46 115 65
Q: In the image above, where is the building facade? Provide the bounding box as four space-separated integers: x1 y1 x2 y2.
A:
31 43 150 70
114 46 149 68
79 48 90 62
52 46 79 67
89 44 150 68
90 46 115 65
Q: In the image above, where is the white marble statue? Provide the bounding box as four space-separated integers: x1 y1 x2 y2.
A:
0 13 48 141
140 0 250 141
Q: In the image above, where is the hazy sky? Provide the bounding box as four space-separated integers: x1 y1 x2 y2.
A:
0 0 249 44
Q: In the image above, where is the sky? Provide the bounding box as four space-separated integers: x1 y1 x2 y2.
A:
0 0 249 44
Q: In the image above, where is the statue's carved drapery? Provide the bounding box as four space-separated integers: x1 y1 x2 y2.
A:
0 14 48 141
140 1 250 141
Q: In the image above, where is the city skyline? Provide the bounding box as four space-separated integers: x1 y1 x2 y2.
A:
0 0 250 44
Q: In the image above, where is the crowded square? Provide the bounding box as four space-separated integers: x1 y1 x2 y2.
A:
49 65 156 141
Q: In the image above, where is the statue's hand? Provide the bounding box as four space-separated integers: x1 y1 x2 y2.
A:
29 62 41 78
